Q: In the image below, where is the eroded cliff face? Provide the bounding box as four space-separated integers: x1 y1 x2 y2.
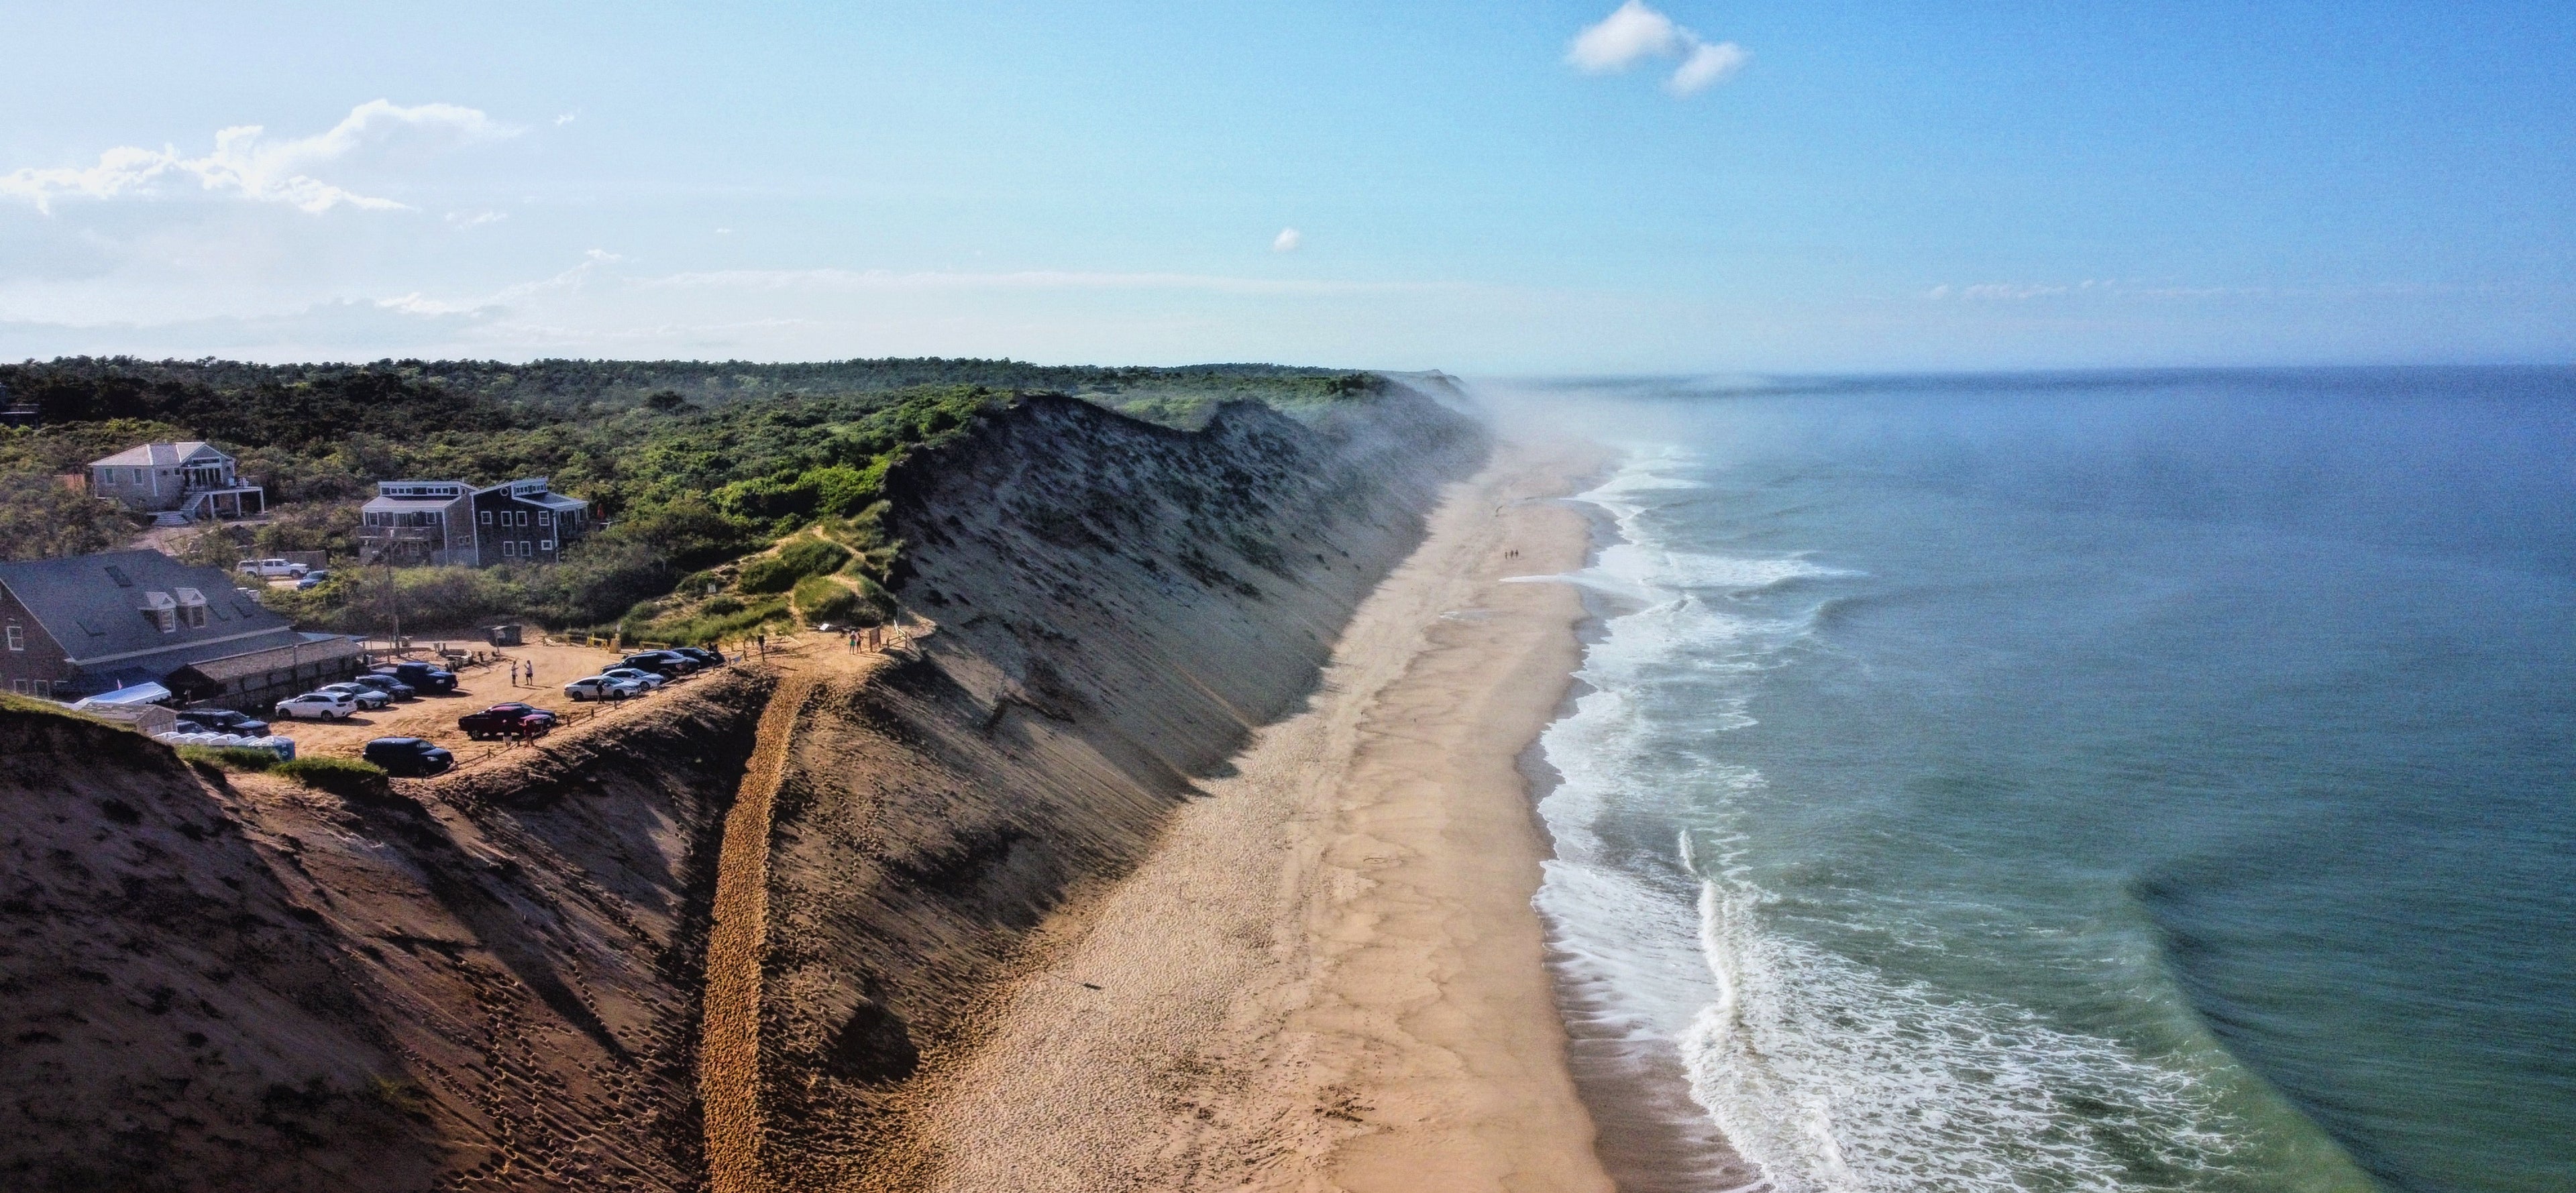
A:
0 384 1484 1192
753 389 1487 1185
0 673 775 1192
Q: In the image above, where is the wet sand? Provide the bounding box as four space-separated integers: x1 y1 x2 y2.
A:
890 437 1617 1191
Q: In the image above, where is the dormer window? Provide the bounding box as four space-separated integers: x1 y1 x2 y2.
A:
174 587 209 628
142 591 178 633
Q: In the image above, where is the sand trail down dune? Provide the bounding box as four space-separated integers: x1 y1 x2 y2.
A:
703 669 824 1193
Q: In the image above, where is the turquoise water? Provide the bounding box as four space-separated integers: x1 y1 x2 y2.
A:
1509 371 2575 1192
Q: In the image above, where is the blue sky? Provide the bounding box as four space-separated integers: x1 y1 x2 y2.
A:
1 1 2568 371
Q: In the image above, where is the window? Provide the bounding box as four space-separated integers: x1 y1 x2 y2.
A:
5 624 21 650
500 541 516 558
480 510 494 524
539 540 554 552
538 511 552 526
186 604 207 628
9 681 22 695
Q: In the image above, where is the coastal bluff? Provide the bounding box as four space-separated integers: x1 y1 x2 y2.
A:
0 382 1486 1192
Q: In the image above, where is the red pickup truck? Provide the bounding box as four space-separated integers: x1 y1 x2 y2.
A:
458 702 559 740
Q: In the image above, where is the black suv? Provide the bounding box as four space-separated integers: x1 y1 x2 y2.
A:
349 673 416 700
621 650 696 677
174 708 272 737
376 661 458 693
672 646 727 669
363 736 455 777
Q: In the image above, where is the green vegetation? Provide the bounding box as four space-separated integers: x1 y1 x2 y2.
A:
272 755 391 797
176 744 286 773
0 356 1383 631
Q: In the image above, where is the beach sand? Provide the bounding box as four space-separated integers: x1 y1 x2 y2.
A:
885 437 1615 1191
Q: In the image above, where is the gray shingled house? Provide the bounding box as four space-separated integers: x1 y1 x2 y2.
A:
0 549 360 701
87 442 265 522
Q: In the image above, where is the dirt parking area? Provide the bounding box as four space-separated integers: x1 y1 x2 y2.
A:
265 638 747 764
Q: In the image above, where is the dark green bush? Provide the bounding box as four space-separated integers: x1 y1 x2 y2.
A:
738 537 853 594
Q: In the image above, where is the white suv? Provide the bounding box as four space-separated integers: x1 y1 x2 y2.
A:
274 691 358 720
237 559 309 579
564 675 645 701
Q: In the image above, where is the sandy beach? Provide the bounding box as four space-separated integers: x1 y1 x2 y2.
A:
877 437 1613 1191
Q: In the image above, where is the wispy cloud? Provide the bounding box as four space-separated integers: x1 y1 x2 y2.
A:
1668 40 1750 95
639 266 1451 298
376 249 621 316
1272 227 1303 253
1568 3 1747 97
0 100 512 215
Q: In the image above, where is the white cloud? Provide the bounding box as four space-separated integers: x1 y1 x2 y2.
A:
1568 1 1682 72
1567 3 1747 97
1667 40 1749 94
1272 227 1303 253
0 99 511 215
445 209 508 229
555 112 578 127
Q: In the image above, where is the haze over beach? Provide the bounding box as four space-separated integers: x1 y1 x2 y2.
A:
1 5 2571 1193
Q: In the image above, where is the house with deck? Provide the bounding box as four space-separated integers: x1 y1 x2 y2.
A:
361 477 592 567
87 442 264 523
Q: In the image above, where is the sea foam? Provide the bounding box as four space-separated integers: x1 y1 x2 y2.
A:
1535 448 2239 1192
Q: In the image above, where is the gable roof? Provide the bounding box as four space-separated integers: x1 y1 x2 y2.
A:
0 550 301 672
169 634 367 685
89 441 231 469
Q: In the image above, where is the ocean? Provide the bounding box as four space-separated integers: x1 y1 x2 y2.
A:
1502 370 2575 1193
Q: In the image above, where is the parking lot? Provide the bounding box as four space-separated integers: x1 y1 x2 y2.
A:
260 638 734 764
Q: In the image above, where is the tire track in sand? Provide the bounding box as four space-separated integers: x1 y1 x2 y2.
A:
703 670 820 1193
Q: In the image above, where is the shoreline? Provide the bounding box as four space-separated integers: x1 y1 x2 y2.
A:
883 435 1621 1190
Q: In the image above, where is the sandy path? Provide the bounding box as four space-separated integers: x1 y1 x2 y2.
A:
895 438 1613 1191
703 669 821 1193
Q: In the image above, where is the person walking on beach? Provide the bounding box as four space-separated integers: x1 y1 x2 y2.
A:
757 632 766 659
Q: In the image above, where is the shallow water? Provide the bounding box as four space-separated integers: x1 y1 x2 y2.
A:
1509 370 2576 1193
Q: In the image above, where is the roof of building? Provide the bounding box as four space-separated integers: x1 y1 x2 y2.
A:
168 635 367 685
89 441 231 469
363 496 465 513
0 549 302 672
511 490 590 511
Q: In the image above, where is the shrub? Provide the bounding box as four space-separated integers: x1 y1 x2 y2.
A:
794 573 893 628
703 595 744 616
273 756 391 797
737 536 852 594
176 745 282 773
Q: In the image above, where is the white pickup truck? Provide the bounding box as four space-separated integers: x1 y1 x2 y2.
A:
237 558 309 579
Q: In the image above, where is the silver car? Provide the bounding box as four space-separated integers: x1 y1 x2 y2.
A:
564 675 646 701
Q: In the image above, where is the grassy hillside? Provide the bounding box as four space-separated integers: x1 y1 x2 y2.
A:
0 357 1385 638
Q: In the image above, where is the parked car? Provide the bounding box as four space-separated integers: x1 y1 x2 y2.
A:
458 702 557 740
564 675 645 701
672 646 726 668
621 650 696 677
347 673 416 700
317 682 392 711
375 661 458 694
363 736 455 777
174 708 271 737
598 666 668 691
236 558 309 579
275 691 358 720
294 569 333 590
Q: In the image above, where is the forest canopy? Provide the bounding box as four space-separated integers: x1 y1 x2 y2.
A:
0 356 1381 635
